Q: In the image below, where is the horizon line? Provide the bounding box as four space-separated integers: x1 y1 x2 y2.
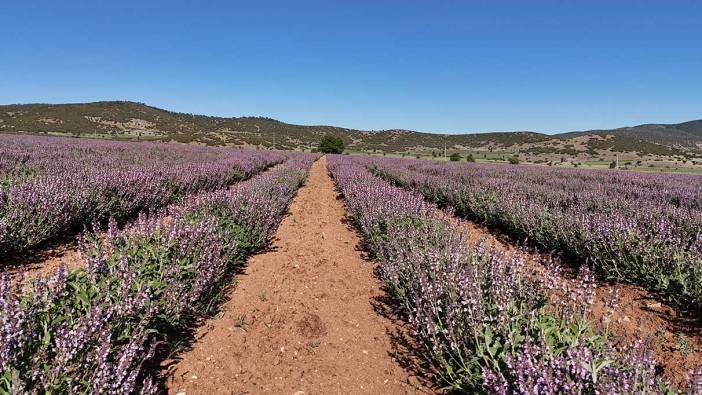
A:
2 99 700 137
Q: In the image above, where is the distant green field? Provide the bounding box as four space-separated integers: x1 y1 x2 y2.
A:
345 149 702 175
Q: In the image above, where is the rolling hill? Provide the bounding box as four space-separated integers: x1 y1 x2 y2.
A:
1 101 700 162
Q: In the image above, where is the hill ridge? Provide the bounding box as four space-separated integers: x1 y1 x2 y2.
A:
1 101 701 160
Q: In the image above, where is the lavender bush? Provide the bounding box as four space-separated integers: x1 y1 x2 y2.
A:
0 134 286 258
327 155 685 393
367 157 702 311
0 153 318 394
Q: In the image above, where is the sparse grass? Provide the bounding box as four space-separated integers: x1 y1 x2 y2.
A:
258 291 268 302
676 333 697 356
234 314 247 330
307 340 321 348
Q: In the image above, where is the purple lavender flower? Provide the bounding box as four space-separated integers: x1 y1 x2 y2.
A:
0 151 318 393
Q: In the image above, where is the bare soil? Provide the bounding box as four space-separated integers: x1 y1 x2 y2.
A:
163 157 434 394
1 241 83 283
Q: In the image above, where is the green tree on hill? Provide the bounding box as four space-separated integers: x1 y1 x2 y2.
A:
318 135 345 154
449 153 461 161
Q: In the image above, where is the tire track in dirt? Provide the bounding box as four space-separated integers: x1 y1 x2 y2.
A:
163 157 434 394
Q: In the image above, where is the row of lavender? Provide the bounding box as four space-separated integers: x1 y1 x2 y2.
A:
327 154 700 393
0 153 319 394
0 134 261 182
0 134 287 258
368 157 702 310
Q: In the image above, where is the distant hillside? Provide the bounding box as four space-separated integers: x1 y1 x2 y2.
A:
560 120 702 151
1 101 700 161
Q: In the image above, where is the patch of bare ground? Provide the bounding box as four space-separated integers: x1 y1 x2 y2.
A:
453 218 702 388
0 239 83 283
163 157 435 394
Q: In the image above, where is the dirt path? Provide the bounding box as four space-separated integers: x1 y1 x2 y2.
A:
164 157 433 395
455 219 702 387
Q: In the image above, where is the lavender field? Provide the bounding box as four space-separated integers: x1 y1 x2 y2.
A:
0 136 318 392
328 154 702 393
1 132 701 394
0 135 286 258
366 157 702 310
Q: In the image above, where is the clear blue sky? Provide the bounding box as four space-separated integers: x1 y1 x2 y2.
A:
1 1 700 134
